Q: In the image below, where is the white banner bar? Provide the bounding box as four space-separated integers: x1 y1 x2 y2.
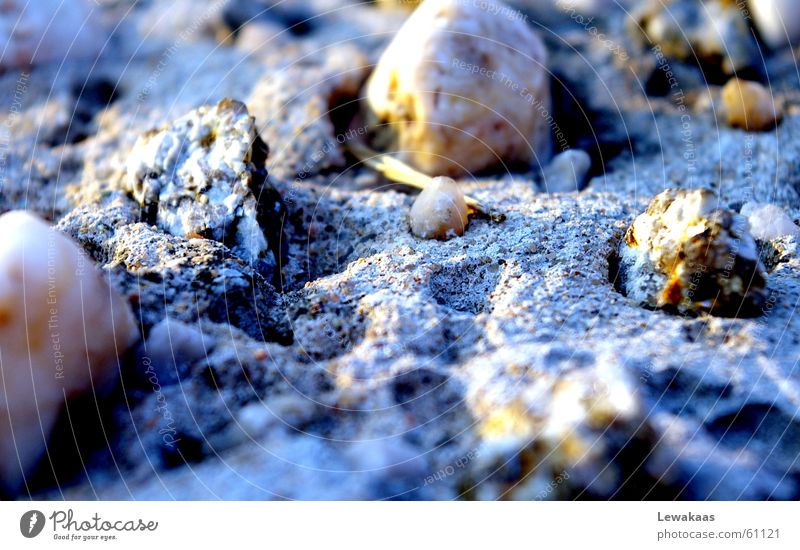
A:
1 501 798 548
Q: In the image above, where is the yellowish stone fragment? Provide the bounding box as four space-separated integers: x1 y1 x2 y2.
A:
722 78 781 131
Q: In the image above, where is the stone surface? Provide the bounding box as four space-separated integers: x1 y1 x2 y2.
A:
364 0 551 177
0 0 107 70
0 0 799 501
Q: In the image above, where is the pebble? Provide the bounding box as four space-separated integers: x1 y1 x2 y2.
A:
618 189 767 316
364 0 551 177
0 211 138 494
740 202 800 241
408 176 469 240
749 0 800 49
722 78 781 131
541 149 591 193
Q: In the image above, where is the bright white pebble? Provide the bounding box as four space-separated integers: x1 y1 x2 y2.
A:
0 211 138 494
741 202 800 241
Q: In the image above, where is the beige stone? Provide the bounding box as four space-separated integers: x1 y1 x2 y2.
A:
364 0 551 177
0 211 138 493
408 176 469 239
722 78 781 132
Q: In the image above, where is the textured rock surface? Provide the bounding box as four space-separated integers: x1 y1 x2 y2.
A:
364 0 551 176
0 0 798 501
125 98 286 274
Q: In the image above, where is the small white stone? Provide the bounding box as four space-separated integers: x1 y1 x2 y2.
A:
741 202 800 241
145 318 208 373
0 0 107 70
0 211 138 493
542 149 591 193
749 0 800 49
408 177 469 240
364 0 551 177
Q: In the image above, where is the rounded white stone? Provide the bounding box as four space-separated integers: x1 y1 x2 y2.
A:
365 0 551 177
749 0 800 48
0 211 138 493
542 149 591 193
741 202 800 241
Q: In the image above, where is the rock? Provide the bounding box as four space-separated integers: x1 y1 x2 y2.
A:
363 0 551 177
107 223 293 344
125 98 286 275
741 202 800 241
722 78 782 132
0 211 138 495
749 0 800 49
0 0 107 70
542 149 591 193
408 177 469 240
618 189 768 316
630 0 761 77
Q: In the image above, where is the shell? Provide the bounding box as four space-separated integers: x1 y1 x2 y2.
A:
408 176 469 240
0 211 138 494
618 189 767 316
364 0 551 177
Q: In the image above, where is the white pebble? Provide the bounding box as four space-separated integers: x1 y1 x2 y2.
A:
365 0 551 177
741 202 800 241
749 0 800 48
542 149 591 193
0 211 138 494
